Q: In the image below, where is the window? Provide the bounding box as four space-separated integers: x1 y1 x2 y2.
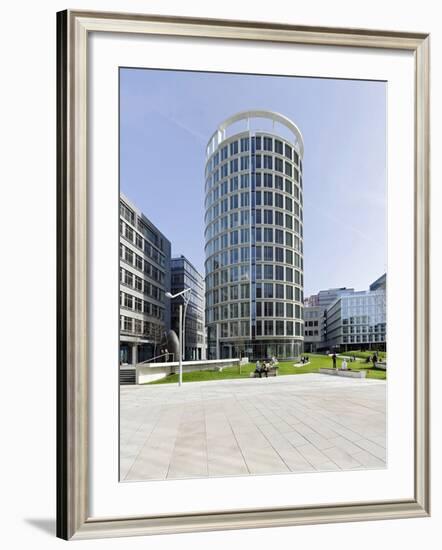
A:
276 320 284 335
124 294 133 309
286 303 293 317
285 214 293 230
230 248 239 264
286 285 293 300
275 247 284 262
264 282 274 298
285 144 292 159
275 211 284 226
286 232 293 247
240 137 249 152
240 156 249 170
230 303 238 319
230 194 238 209
263 210 273 224
230 211 239 228
264 173 272 187
230 231 238 245
275 265 284 280
240 228 249 243
120 202 135 225
240 192 249 207
276 302 284 317
264 302 274 317
264 228 273 242
255 154 262 169
123 317 132 332
275 157 283 172
264 264 273 279
286 249 293 265
286 321 294 335
124 247 133 265
221 145 228 160
263 136 272 151
276 284 284 299
255 136 262 150
285 179 293 194
221 163 228 178
285 197 293 212
264 246 273 261
275 229 284 244
240 302 250 318
230 176 238 192
240 210 249 225
275 193 283 208
264 320 273 335
255 191 262 206
240 247 249 262
230 159 238 173
286 267 293 282
275 175 283 190
241 284 250 299
263 155 273 169
264 191 273 206
135 276 143 291
230 140 238 155
240 174 249 188
285 162 292 177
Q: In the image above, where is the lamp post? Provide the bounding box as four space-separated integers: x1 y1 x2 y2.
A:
165 288 191 386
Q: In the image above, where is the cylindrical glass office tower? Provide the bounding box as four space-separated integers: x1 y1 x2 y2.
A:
204 111 304 361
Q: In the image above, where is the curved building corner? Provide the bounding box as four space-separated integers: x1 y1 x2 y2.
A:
204 111 305 361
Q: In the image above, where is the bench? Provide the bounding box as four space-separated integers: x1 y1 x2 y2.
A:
250 366 279 378
319 367 367 379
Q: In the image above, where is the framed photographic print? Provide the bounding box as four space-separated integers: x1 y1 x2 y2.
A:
57 9 430 540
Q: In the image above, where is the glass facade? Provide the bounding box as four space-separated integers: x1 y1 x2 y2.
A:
325 290 387 351
170 256 206 361
204 112 304 360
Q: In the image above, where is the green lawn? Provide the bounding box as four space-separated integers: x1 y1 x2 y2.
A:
145 353 386 385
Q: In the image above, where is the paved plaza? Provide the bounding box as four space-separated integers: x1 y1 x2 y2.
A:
120 374 386 481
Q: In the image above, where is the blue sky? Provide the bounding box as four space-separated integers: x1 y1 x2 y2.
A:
120 68 386 297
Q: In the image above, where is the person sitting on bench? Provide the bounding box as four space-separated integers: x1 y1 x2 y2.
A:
263 361 270 378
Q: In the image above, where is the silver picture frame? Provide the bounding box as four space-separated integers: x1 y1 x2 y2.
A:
56 9 430 540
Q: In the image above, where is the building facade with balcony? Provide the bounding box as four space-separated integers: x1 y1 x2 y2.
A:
119 194 171 365
204 111 305 360
170 255 206 361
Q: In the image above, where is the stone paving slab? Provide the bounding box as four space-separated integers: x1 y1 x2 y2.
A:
120 373 386 481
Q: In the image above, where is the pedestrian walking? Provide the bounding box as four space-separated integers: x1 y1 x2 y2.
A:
332 352 337 369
